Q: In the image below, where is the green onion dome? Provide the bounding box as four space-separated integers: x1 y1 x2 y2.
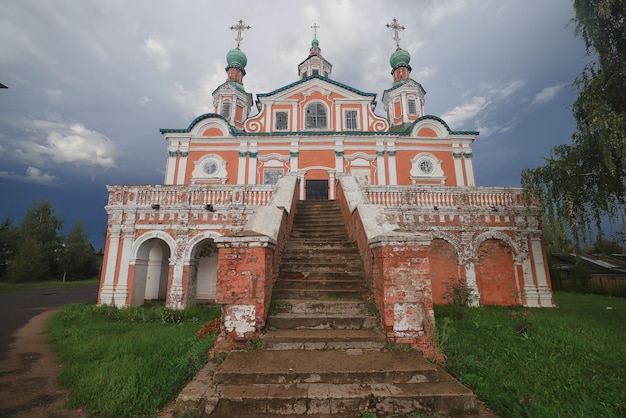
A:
390 47 410 69
312 38 319 48
226 47 247 69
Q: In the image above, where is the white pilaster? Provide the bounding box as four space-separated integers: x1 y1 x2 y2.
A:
248 143 258 184
464 262 481 307
376 141 386 185
237 142 247 184
400 92 408 123
521 256 540 307
176 141 189 185
100 228 121 305
165 148 177 185
452 147 465 186
290 139 299 172
113 227 135 307
387 140 397 185
168 260 185 310
464 151 476 186
531 237 554 306
329 171 336 200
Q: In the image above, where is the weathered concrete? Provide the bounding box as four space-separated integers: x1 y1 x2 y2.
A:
171 200 491 417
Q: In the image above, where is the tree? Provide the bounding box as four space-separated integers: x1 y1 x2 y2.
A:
9 201 64 281
542 215 575 254
6 236 49 282
0 217 16 280
59 221 98 281
521 0 626 244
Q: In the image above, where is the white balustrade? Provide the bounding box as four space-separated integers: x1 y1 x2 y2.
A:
106 185 274 208
362 186 538 209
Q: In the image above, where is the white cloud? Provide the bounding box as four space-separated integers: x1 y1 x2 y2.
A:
442 80 525 129
170 68 224 119
0 166 58 185
141 36 174 73
482 80 525 100
5 119 117 168
442 96 489 128
531 84 564 106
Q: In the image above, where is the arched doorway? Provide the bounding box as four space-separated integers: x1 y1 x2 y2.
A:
429 238 461 304
475 238 518 305
191 239 219 304
131 238 170 306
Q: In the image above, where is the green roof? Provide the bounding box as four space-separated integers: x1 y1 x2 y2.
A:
226 47 247 69
382 78 426 96
256 74 377 99
211 81 250 97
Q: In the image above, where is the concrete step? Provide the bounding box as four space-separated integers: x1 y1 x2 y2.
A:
263 329 386 351
273 288 367 300
277 271 364 280
266 313 378 330
279 262 364 272
282 243 358 252
281 250 362 260
274 280 366 292
214 350 441 385
210 373 476 417
269 299 372 315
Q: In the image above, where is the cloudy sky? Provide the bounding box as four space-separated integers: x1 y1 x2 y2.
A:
0 0 590 249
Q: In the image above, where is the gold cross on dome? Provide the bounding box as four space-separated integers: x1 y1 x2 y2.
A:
230 19 251 48
311 22 320 39
386 18 405 48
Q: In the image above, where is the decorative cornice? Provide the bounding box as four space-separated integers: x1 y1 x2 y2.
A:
410 115 480 136
256 74 377 99
382 78 426 97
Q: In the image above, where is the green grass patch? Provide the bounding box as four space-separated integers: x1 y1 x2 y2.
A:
46 303 221 418
0 278 100 294
435 292 626 417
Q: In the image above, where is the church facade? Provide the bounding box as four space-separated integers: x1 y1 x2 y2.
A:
98 20 553 349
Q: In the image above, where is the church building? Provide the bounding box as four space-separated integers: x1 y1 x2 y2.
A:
98 20 553 349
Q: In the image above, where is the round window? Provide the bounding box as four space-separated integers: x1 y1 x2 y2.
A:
202 159 219 176
419 159 434 174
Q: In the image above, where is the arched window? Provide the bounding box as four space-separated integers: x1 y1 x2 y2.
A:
305 102 327 129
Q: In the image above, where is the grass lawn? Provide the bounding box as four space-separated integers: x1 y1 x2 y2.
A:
46 303 220 418
435 291 626 418
0 278 100 294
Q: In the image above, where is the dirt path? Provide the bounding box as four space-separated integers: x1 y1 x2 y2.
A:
0 310 86 418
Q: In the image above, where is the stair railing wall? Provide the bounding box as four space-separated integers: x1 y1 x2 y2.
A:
214 175 299 343
336 175 439 358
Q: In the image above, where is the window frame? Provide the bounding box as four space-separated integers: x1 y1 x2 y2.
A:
305 101 328 130
263 168 284 185
407 98 417 116
220 101 231 119
344 109 359 130
274 110 289 131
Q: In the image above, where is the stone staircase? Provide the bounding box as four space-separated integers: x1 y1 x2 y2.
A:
177 200 483 417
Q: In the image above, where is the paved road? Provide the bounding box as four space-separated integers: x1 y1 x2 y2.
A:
0 284 98 361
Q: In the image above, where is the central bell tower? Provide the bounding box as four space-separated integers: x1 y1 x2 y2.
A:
381 18 426 130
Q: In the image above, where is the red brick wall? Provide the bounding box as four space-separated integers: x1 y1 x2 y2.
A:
429 239 460 304
476 239 518 305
